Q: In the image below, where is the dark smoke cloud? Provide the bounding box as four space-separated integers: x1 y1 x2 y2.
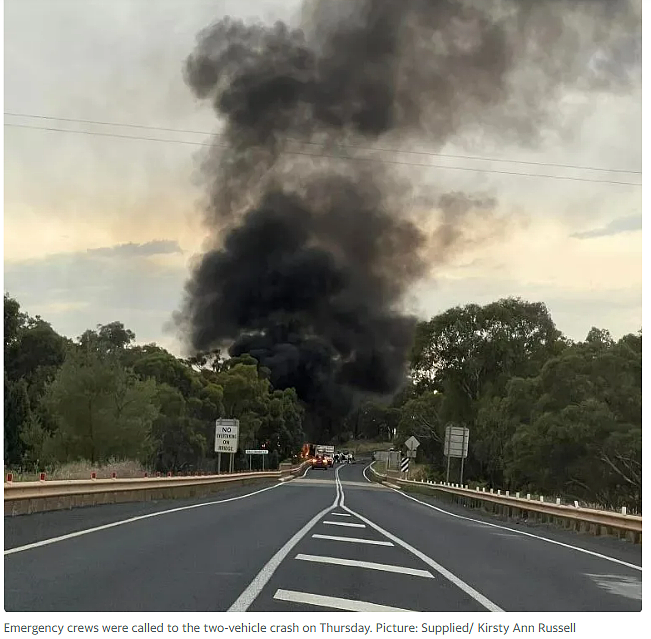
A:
178 0 640 435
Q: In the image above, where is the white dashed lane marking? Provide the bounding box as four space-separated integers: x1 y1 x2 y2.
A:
246 464 503 612
273 589 415 612
312 534 394 546
296 553 434 578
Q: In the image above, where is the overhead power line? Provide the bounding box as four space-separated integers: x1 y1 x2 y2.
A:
5 111 641 175
4 122 642 187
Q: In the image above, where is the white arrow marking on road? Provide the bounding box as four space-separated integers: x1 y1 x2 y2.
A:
323 521 365 528
329 513 351 517
296 553 434 578
312 534 393 546
273 589 415 612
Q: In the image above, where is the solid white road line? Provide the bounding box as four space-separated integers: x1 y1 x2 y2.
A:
296 553 434 578
300 465 311 478
330 513 351 517
334 465 503 612
273 589 415 612
362 464 372 482
336 466 347 507
228 476 341 611
323 521 366 528
4 482 284 556
312 534 394 546
388 488 642 572
342 503 504 612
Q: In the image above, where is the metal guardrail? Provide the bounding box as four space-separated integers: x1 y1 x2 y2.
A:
3 462 310 515
368 464 642 538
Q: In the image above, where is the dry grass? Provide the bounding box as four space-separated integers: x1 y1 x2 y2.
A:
6 459 151 482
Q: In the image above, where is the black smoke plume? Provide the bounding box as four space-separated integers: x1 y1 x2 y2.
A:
178 0 639 437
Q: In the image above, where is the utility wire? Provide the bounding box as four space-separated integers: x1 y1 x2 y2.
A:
4 122 642 187
5 111 641 175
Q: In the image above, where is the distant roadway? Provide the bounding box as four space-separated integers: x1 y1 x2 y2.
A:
4 462 642 611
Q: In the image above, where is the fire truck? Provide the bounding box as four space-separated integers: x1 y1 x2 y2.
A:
315 445 335 467
302 443 335 467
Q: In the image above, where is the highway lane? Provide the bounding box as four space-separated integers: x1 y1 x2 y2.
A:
5 471 330 611
4 462 642 611
4 479 282 551
237 464 641 612
245 466 490 612
340 464 642 612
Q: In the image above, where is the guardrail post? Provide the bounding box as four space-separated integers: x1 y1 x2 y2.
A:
111 472 117 480
497 490 501 495
526 493 531 500
516 492 520 498
90 472 97 480
539 495 545 502
505 490 509 497
556 498 561 505
39 472 46 482
574 501 579 508
490 488 494 494
622 507 627 516
6 473 13 483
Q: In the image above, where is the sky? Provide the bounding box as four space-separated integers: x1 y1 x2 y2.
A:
3 0 643 357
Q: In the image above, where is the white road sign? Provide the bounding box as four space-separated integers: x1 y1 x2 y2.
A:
245 449 269 455
405 436 421 451
215 419 240 454
444 426 469 459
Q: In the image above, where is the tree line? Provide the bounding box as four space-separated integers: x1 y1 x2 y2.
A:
4 294 641 511
354 298 641 512
4 294 304 473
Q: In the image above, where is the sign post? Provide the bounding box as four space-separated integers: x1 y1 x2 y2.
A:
245 449 269 471
444 425 469 483
215 418 240 474
459 427 468 485
403 436 420 480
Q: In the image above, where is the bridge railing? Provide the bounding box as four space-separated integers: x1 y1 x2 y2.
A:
4 462 310 516
367 463 641 544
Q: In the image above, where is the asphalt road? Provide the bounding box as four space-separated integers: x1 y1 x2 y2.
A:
4 463 642 611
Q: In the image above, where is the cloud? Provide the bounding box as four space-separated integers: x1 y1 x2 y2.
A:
86 240 182 258
42 301 91 314
409 275 640 343
570 213 641 239
4 244 188 345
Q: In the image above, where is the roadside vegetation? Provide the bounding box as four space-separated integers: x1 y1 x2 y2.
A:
4 294 641 512
4 294 303 477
